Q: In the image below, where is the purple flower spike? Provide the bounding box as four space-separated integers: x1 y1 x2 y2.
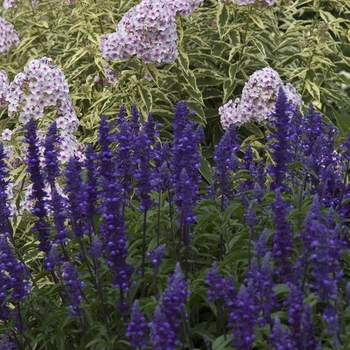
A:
126 300 148 349
271 189 294 283
51 189 67 244
65 157 87 237
269 317 293 350
0 333 16 350
0 143 11 237
134 130 154 212
43 245 61 271
323 305 340 347
267 87 296 192
88 236 103 259
149 306 178 350
24 118 51 252
150 263 190 349
84 144 98 221
62 262 85 317
286 284 320 349
161 263 190 323
0 236 30 321
229 282 257 350
147 244 165 266
213 124 240 207
205 262 236 303
171 102 203 224
43 121 60 189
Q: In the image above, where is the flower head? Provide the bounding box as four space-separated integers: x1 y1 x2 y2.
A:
6 57 78 131
126 300 148 349
219 67 302 129
62 262 85 317
0 17 20 55
100 0 178 65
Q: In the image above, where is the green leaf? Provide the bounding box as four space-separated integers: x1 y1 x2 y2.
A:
64 48 88 69
182 71 204 106
251 37 266 57
304 80 320 102
138 85 153 112
143 63 159 85
212 335 234 350
216 2 230 38
178 49 190 72
290 67 308 80
199 158 212 184
248 13 265 30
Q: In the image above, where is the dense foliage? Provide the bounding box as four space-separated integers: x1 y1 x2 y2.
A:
0 0 350 349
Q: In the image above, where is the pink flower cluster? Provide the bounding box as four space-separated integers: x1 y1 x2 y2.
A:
219 67 302 129
100 0 203 66
3 0 17 9
165 0 204 16
0 71 9 108
100 0 177 66
0 57 85 165
0 17 20 55
4 57 78 131
231 0 274 5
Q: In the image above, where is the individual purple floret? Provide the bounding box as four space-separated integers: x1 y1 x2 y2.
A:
229 282 257 349
267 88 296 191
24 118 51 252
43 121 60 189
0 236 30 321
269 316 293 350
147 244 165 266
43 245 61 271
125 300 148 349
271 189 294 283
62 262 85 317
213 124 240 208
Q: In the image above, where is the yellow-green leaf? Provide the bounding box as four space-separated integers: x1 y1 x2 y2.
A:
178 49 190 72
304 80 320 102
216 2 230 38
138 85 153 112
248 13 265 30
65 48 89 69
